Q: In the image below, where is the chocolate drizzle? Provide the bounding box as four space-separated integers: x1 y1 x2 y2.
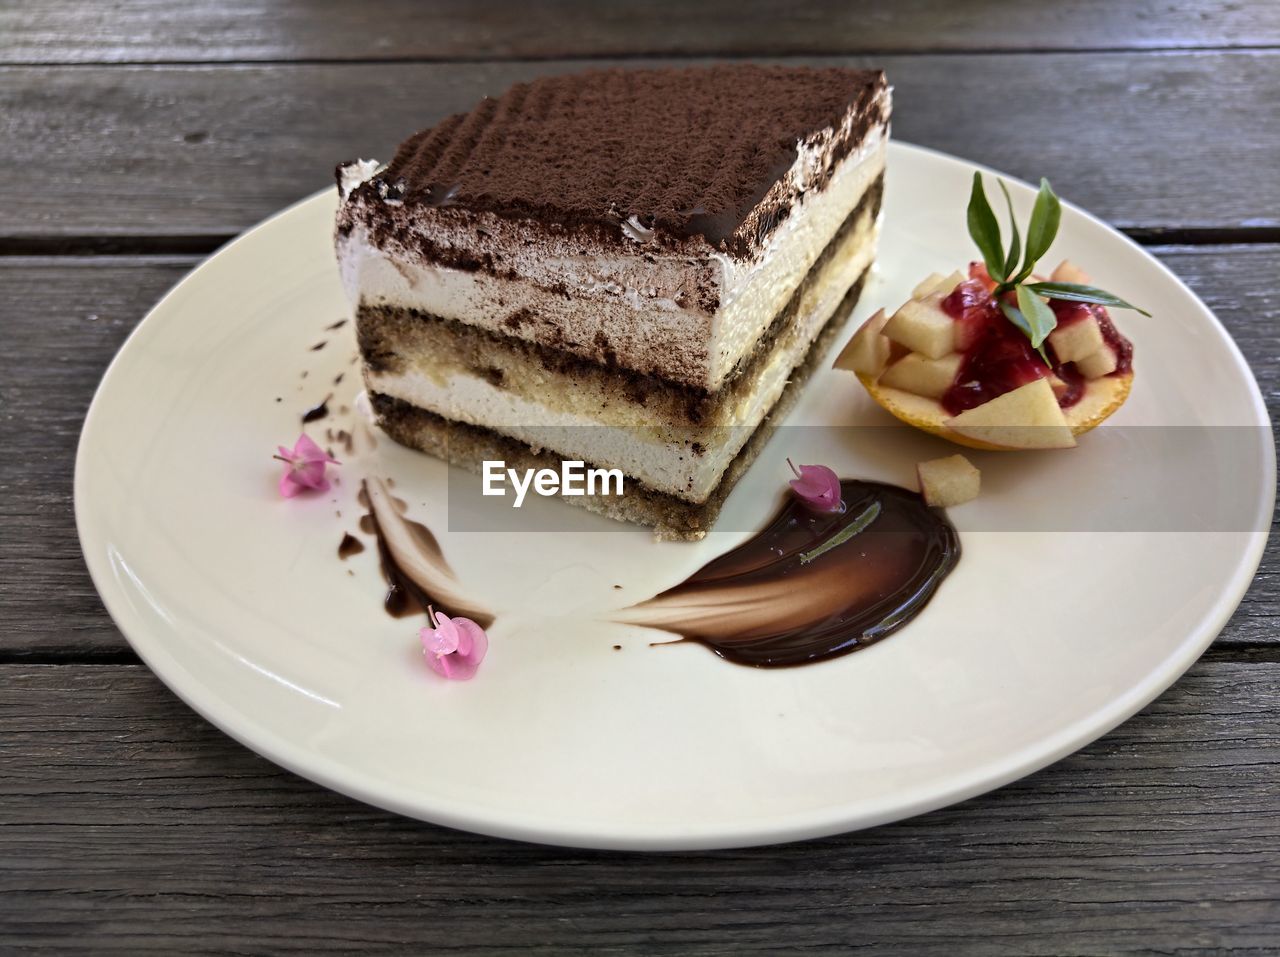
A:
302 394 332 423
617 481 959 668
337 533 365 559
358 478 493 627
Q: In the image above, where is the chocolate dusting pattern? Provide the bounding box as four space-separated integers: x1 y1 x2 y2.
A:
346 65 886 256
616 481 960 667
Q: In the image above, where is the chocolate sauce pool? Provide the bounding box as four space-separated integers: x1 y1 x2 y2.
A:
620 480 960 667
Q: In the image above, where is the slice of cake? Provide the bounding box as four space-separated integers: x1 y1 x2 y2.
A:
336 65 890 539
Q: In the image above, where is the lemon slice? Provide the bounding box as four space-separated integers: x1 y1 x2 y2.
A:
858 371 1133 451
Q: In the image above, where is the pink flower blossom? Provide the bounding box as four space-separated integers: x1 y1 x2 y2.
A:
274 433 339 498
787 458 842 512
420 607 489 680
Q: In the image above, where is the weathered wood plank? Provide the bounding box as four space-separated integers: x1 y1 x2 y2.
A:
0 258 195 656
1 52 1278 240
1 661 1277 954
0 247 1275 657
4 0 1279 63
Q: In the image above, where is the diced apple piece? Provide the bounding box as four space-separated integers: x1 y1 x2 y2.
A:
1076 345 1119 379
945 378 1077 450
917 454 981 507
833 309 891 375
935 270 967 297
883 297 954 360
878 351 963 399
1051 260 1090 284
911 270 967 299
1046 373 1071 401
912 272 948 299
1048 313 1105 363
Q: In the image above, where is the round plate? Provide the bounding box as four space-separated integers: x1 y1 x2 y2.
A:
76 143 1274 850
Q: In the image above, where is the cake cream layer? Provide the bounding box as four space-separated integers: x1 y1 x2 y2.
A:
368 275 864 542
337 85 889 392
363 204 878 503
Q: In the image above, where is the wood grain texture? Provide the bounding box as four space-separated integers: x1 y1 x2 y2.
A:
0 258 195 656
3 1 1277 949
4 0 1279 63
1 52 1278 241
1 660 1278 954
1 248 1276 657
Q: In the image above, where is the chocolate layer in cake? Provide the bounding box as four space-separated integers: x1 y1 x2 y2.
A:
369 269 867 541
361 180 880 504
337 65 889 390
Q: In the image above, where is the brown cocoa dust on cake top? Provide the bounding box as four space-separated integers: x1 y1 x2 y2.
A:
347 65 886 258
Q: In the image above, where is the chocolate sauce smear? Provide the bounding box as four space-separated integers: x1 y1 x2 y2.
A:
618 481 959 668
301 394 333 423
337 532 365 559
358 478 493 627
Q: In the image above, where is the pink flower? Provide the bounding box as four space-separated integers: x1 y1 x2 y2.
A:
274 433 339 498
420 608 489 681
787 458 842 512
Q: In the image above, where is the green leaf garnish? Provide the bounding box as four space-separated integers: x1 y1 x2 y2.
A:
998 299 1031 336
967 173 1006 283
998 180 1021 281
1015 285 1058 350
998 300 1051 366
1017 178 1062 285
963 174 1147 356
1025 282 1152 317
799 501 881 565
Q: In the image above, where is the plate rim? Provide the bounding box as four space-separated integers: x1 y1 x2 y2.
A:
74 141 1276 850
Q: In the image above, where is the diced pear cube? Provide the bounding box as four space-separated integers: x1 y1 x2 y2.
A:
945 378 1077 450
883 297 955 360
1048 313 1105 363
878 351 963 399
935 270 967 297
917 454 981 507
1050 260 1091 284
912 272 948 299
833 309 891 375
911 270 968 301
1076 345 1119 378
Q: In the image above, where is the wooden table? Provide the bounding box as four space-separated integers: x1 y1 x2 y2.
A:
3 2 1278 951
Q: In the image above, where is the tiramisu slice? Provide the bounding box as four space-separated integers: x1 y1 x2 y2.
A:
336 65 890 538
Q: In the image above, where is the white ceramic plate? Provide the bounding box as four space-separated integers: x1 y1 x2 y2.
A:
76 143 1273 850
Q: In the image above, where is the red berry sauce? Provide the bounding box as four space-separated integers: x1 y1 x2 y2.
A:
937 263 1133 416
1048 300 1134 376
